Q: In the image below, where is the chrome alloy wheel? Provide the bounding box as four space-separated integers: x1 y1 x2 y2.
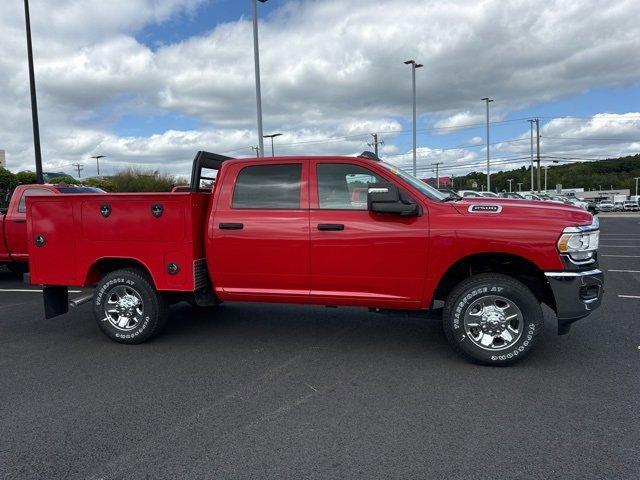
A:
104 286 145 332
464 295 523 351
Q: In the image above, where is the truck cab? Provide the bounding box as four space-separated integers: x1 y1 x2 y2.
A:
27 152 604 365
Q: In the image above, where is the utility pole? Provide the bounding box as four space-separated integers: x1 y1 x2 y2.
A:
263 133 282 157
517 182 523 192
252 0 268 157
72 162 84 178
404 60 423 177
535 117 541 192
90 155 105 176
634 177 640 197
432 162 442 188
23 0 44 184
368 133 384 157
481 97 494 191
528 119 535 192
543 165 549 192
507 178 514 192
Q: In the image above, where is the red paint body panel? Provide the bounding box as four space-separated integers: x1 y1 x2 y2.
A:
27 156 595 312
0 184 62 263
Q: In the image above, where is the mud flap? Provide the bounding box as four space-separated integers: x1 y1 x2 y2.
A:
43 286 69 319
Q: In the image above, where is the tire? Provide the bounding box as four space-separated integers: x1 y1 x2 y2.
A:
443 273 543 366
7 262 28 279
93 268 168 344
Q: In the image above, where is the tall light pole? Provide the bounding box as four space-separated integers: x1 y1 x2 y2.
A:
528 119 535 192
23 0 43 184
90 155 105 176
481 97 494 191
252 0 268 157
634 177 640 197
404 60 423 177
263 133 282 157
517 182 523 192
543 165 549 192
507 178 514 192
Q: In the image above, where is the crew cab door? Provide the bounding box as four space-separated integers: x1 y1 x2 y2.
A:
309 160 429 308
208 160 310 300
5 186 52 260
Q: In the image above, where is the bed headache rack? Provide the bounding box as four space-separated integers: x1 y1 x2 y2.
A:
190 151 235 192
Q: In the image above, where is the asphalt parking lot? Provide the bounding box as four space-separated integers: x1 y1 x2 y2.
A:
1 217 638 480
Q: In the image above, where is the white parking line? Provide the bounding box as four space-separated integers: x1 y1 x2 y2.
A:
0 289 83 293
619 295 640 299
600 255 640 258
599 245 640 248
608 269 640 273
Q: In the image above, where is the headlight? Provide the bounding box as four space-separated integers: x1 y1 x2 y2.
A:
557 218 599 262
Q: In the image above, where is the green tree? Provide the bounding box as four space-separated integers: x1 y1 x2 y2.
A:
15 171 37 184
110 168 179 192
85 177 116 192
49 176 80 185
0 168 18 209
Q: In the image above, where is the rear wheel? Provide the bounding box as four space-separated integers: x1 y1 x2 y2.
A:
93 268 168 344
443 273 543 366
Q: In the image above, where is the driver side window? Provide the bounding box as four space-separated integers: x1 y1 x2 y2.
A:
317 163 384 210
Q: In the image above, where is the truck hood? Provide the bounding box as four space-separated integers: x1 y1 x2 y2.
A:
451 197 593 227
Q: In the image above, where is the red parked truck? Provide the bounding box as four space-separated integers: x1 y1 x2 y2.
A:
1 183 103 276
26 152 603 365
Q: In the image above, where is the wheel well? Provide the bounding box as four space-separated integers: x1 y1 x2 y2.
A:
85 258 155 287
433 253 555 310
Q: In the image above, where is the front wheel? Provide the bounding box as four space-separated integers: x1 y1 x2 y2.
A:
443 273 543 366
93 268 168 344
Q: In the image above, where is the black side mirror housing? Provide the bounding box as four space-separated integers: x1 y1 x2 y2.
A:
368 183 420 217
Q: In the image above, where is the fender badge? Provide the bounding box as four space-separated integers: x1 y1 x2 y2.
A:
468 204 502 213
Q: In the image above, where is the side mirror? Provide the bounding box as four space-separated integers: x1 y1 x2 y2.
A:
368 183 420 217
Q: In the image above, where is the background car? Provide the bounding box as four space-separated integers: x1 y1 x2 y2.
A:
598 201 614 212
624 200 639 211
498 192 526 199
614 201 625 211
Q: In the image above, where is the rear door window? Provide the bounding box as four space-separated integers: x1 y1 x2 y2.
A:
232 164 302 209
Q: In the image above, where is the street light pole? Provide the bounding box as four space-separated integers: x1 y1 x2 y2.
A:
23 0 43 184
517 182 523 192
528 119 535 192
404 60 423 177
90 155 105 176
507 178 514 192
252 0 268 157
481 97 493 192
634 177 640 197
263 133 282 157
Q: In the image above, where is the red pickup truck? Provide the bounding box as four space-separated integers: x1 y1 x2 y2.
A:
27 151 603 365
1 183 103 276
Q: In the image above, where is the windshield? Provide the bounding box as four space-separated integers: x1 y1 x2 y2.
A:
377 161 448 201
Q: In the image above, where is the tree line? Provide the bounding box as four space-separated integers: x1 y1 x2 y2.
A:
452 154 640 193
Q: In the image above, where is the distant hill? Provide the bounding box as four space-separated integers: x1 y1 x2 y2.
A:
454 154 640 192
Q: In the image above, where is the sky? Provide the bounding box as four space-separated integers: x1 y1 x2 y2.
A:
0 0 639 184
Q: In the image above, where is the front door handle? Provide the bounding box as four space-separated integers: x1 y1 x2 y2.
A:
317 223 344 231
219 223 244 230
12 219 26 224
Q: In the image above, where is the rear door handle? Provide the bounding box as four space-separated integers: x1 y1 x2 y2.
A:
317 223 344 231
12 219 26 224
219 223 244 230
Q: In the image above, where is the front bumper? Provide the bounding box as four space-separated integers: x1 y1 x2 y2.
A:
545 269 604 334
